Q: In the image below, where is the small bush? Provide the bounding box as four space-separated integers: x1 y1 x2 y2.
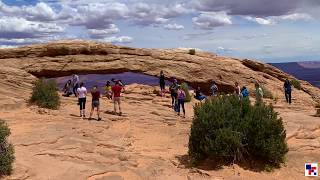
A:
291 79 301 90
188 95 288 168
0 120 15 176
261 86 273 99
57 46 70 56
189 49 196 55
30 78 60 109
181 82 191 102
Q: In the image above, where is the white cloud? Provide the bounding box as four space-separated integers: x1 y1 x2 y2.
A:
280 13 312 21
245 16 276 25
129 3 169 26
217 46 236 52
0 17 64 39
164 23 184 30
193 11 232 29
88 24 120 39
0 1 58 21
70 2 129 29
102 36 133 43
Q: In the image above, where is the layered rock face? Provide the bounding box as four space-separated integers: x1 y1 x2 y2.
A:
0 40 319 106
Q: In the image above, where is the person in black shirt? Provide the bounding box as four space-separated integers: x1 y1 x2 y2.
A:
159 71 166 97
284 79 292 104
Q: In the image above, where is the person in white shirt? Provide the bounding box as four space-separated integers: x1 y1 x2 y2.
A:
77 82 87 118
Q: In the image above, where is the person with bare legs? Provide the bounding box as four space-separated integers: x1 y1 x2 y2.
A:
89 85 101 121
77 82 87 118
112 81 123 116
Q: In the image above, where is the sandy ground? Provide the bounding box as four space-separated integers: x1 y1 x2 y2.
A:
1 84 320 180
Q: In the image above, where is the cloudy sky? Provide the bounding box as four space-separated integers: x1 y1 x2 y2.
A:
0 0 319 62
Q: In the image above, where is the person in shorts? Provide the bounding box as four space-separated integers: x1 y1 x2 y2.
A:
112 81 123 116
89 85 101 121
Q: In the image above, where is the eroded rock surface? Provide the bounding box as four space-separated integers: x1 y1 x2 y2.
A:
0 40 319 179
0 84 319 180
0 40 319 107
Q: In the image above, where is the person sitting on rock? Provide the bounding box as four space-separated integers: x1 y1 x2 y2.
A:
112 81 123 116
194 87 206 101
63 80 73 97
89 85 101 121
104 81 112 99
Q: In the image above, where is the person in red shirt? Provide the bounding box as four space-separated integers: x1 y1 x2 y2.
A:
112 81 123 116
89 85 101 121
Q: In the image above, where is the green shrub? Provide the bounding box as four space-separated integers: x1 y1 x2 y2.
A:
30 78 60 109
291 79 301 90
189 49 196 55
181 82 191 102
188 95 288 168
261 86 273 99
0 120 14 176
58 46 70 55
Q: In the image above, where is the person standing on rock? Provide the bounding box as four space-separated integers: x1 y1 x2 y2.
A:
72 74 80 97
177 85 186 118
254 83 264 103
77 82 87 118
89 85 101 121
234 82 241 97
105 81 112 99
159 71 166 97
241 86 249 98
169 79 178 108
210 81 219 96
112 81 123 116
284 79 292 104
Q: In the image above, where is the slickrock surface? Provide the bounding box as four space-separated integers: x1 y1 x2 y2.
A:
0 84 319 180
0 40 319 179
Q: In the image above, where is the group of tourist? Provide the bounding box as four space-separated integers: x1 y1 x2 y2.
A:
63 74 124 121
62 71 293 121
159 71 294 116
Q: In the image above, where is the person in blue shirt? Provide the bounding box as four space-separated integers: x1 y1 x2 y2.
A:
241 86 249 98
